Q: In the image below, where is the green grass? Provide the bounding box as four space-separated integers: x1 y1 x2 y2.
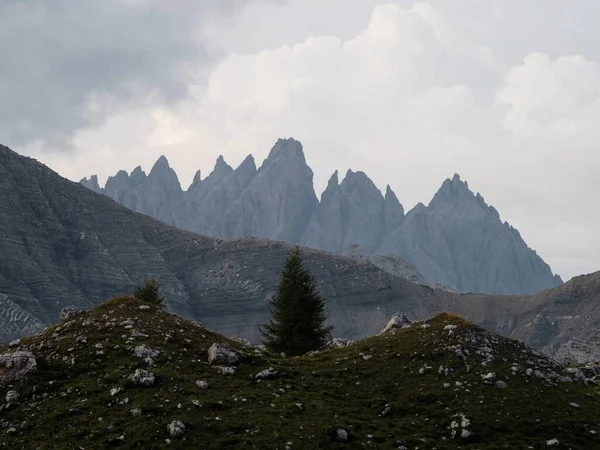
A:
1 297 599 449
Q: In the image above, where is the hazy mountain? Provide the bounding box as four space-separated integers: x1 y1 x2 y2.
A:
81 138 561 295
1 143 598 362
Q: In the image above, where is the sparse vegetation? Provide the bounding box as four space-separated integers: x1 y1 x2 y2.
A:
133 277 165 308
0 297 599 449
261 246 333 356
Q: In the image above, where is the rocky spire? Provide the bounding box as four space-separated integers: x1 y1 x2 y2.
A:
79 175 102 194
263 137 307 167
225 138 317 242
384 185 404 233
130 166 147 187
188 170 202 191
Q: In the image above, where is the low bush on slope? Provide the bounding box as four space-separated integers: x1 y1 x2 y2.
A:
0 297 599 449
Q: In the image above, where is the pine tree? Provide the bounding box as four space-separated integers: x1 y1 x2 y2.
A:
133 277 165 308
260 246 333 356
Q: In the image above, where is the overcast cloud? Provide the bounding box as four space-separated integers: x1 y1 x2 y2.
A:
2 0 600 281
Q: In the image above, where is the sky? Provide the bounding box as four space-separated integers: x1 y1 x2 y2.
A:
1 0 599 282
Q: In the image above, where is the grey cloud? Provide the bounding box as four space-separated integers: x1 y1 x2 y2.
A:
0 0 260 148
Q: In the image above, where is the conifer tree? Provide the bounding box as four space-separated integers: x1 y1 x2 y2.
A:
260 246 333 356
133 277 165 308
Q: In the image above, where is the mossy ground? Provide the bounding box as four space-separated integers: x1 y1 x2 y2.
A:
1 298 599 449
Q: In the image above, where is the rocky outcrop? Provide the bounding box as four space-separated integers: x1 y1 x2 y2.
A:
0 351 37 383
380 312 412 334
0 143 594 362
79 140 560 296
208 343 239 365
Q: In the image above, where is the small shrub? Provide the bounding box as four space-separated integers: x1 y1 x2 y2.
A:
133 277 165 308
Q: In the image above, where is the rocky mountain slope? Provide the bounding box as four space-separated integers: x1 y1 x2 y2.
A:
81 138 561 295
1 143 598 362
1 297 599 449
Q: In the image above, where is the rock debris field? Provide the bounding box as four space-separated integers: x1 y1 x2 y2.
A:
0 297 599 449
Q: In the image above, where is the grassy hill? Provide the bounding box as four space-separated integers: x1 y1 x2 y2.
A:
1 297 599 449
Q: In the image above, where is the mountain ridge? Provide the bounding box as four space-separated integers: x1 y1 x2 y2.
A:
80 138 562 295
1 143 598 363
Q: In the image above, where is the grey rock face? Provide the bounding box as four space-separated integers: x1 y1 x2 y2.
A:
380 312 411 334
208 343 239 365
80 140 560 296
379 175 562 294
0 143 594 362
60 307 84 322
0 351 37 383
5 391 20 403
225 138 317 242
168 420 185 438
303 170 390 254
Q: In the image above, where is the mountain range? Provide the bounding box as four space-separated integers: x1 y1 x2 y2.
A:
81 138 562 295
1 143 599 362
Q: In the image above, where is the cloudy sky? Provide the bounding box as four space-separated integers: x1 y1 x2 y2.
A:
2 0 599 281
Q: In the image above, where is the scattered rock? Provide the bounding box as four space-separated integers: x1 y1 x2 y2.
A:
134 345 160 364
336 428 349 442
5 391 19 403
481 372 496 383
495 380 508 389
208 343 239 365
380 312 411 334
328 338 355 348
8 339 20 348
167 420 185 438
255 367 287 379
128 369 155 386
0 351 37 383
546 438 559 447
60 307 85 322
131 329 148 338
444 324 458 331
196 380 210 390
130 408 142 417
139 305 151 311
110 387 122 396
215 366 235 375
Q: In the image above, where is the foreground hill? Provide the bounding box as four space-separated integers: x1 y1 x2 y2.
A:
80 138 561 295
1 297 598 449
0 144 598 362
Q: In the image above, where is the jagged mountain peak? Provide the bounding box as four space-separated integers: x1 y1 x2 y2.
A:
384 185 402 205
264 137 307 167
191 170 202 186
79 174 101 192
150 155 170 173
213 155 233 176
329 170 339 185
341 169 380 195
77 138 561 296
130 166 147 186
429 174 495 219
131 165 145 176
238 154 257 172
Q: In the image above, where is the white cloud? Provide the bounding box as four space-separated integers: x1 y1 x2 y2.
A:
20 1 600 281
